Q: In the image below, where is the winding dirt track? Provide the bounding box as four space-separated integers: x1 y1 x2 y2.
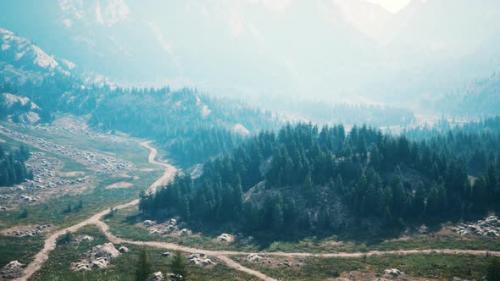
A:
14 141 500 281
14 140 277 281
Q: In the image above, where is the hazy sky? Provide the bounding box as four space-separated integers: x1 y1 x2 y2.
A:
1 0 499 108
366 0 411 13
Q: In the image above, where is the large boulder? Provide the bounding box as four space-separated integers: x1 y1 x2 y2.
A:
93 243 120 259
246 254 263 263
188 253 216 267
91 257 109 269
382 268 406 280
216 233 235 243
71 243 122 272
118 245 129 253
147 271 165 281
0 260 24 278
179 228 192 236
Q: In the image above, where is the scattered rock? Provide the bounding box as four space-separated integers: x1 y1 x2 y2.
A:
380 268 406 280
161 251 171 257
384 268 402 277
216 233 235 243
1 224 53 237
179 228 192 237
74 235 94 244
94 243 121 259
91 257 109 269
188 253 216 267
142 218 194 238
73 263 91 272
118 245 129 253
452 215 500 237
246 254 263 263
71 243 121 272
418 225 428 234
0 260 24 279
147 271 165 281
167 273 184 280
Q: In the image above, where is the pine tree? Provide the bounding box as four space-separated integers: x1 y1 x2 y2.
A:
135 248 152 281
170 251 188 281
487 258 500 281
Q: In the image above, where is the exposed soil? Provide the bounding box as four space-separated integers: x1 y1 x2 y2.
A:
105 182 133 190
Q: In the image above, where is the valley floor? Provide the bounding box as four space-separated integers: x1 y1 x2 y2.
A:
1 120 499 281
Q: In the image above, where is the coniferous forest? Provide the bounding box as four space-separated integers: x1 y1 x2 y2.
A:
140 120 500 239
0 144 32 186
0 81 275 167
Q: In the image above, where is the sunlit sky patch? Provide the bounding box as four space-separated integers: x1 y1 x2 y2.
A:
365 0 412 13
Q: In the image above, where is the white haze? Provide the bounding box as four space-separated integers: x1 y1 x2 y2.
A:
1 0 500 110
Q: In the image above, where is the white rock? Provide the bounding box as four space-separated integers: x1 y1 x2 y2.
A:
91 257 109 269
217 233 235 243
148 271 165 281
94 243 120 259
118 245 129 253
246 254 263 263
1 260 24 278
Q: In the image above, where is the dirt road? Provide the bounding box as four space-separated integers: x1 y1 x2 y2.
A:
139 141 177 194
13 141 176 281
14 141 500 281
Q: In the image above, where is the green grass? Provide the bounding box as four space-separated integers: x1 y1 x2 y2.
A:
104 206 260 252
264 233 500 254
31 226 258 281
0 169 162 228
235 254 493 281
0 119 164 229
0 235 44 268
0 118 168 276
106 205 500 256
3 120 155 169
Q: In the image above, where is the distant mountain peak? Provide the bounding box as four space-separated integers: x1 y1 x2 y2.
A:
0 27 78 84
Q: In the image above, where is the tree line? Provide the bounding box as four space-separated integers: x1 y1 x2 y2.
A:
0 144 32 186
2 79 277 167
140 121 500 239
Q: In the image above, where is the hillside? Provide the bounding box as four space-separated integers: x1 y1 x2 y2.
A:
434 72 500 118
140 122 500 240
0 28 278 166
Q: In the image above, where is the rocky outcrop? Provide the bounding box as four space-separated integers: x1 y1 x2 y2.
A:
1 224 52 237
216 233 235 243
246 254 263 263
74 235 94 244
0 93 42 124
452 215 500 237
375 268 406 281
143 218 193 238
118 246 129 253
0 260 24 279
147 271 165 281
70 243 121 272
187 253 216 267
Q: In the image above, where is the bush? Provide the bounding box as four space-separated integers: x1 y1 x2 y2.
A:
57 232 73 246
488 258 500 281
